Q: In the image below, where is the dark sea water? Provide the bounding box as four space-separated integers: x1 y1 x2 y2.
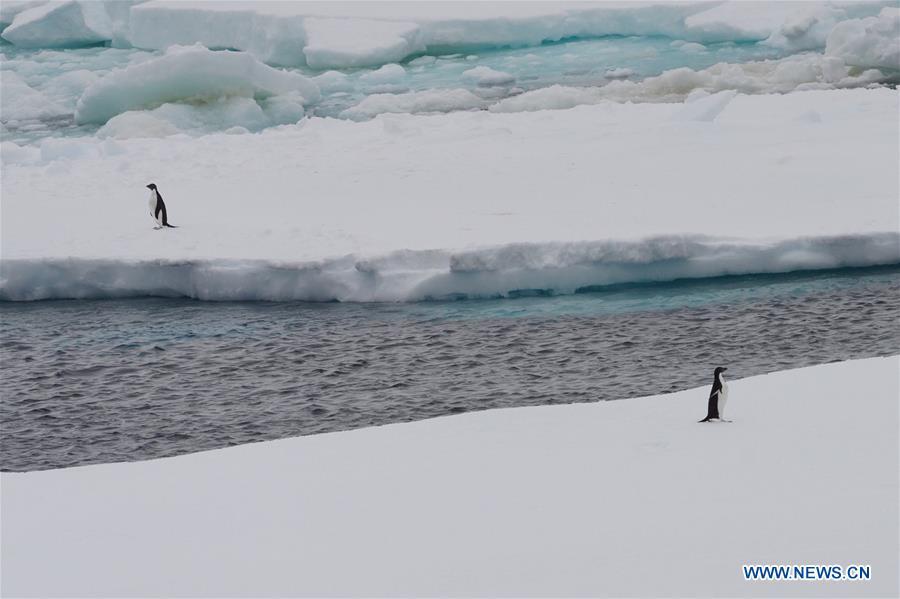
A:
1 266 898 472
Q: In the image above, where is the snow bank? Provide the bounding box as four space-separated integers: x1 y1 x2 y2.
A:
2 234 897 302
74 45 319 125
826 7 900 70
490 53 885 112
341 88 484 120
1 0 111 48
2 357 897 596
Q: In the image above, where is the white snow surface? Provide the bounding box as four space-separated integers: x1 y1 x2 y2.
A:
1 1 894 70
2 356 898 597
74 44 320 125
1 87 897 301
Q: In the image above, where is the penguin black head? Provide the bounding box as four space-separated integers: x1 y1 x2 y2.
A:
146 183 157 190
714 366 728 377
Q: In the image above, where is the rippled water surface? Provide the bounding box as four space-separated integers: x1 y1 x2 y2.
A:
2 267 898 471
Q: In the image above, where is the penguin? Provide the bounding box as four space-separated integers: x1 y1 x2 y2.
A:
699 366 729 422
146 183 177 229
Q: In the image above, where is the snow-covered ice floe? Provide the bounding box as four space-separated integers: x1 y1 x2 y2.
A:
2 87 897 301
2 356 897 596
2 233 899 302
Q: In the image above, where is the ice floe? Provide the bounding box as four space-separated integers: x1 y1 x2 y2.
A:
74 44 319 125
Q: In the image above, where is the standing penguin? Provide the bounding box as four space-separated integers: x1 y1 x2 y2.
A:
146 183 177 229
699 366 729 422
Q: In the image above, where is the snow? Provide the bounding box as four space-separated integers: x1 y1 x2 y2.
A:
683 1 803 41
0 0 46 30
1 87 897 301
74 44 320 125
340 87 484 120
1 0 112 48
669 89 736 121
461 65 517 87
490 53 885 111
126 1 308 67
4 1 889 69
0 70 68 124
3 233 897 302
604 67 635 78
825 7 900 70
2 356 897 596
358 62 407 85
303 17 422 69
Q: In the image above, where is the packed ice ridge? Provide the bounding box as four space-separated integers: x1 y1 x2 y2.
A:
2 1 895 68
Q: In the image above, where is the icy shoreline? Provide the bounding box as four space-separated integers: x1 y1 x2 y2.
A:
3 356 897 596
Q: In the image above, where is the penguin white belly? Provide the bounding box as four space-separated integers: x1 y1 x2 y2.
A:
717 377 729 419
149 191 161 225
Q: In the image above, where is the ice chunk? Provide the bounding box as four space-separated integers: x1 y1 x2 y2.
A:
461 66 516 87
604 67 634 79
488 84 604 113
260 92 307 126
313 70 353 93
764 4 847 52
0 141 41 165
359 63 407 84
75 45 320 125
127 2 307 67
683 1 800 42
41 69 99 106
96 111 180 139
0 70 68 124
826 7 900 70
1 0 112 48
303 17 422 69
340 88 483 120
677 42 708 54
0 0 46 30
97 94 303 139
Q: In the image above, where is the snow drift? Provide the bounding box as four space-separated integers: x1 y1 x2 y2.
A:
2 234 898 302
74 44 320 125
2 357 897 596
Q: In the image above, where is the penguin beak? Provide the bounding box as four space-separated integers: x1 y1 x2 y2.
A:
145 185 152 189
